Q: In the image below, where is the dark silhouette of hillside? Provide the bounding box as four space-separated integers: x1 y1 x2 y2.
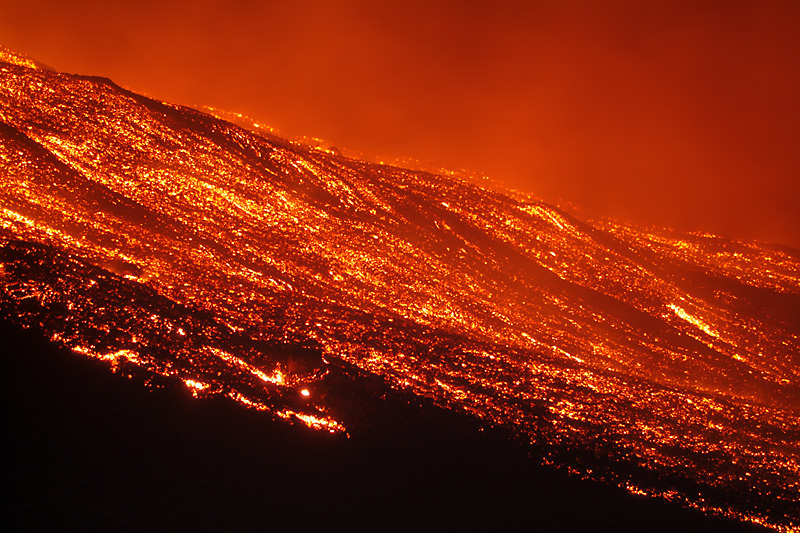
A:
2 318 763 532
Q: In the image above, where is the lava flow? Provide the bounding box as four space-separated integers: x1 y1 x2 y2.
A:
1 47 798 531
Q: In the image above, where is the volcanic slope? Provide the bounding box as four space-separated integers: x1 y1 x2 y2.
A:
1 50 798 530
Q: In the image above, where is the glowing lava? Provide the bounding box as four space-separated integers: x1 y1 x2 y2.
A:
1 48 798 531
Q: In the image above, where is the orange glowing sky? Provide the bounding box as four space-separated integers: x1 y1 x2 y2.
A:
1 0 799 248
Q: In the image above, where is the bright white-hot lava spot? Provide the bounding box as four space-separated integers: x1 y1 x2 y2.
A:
1 47 799 531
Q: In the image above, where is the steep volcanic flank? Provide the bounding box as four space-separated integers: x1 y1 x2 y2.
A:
1 50 799 529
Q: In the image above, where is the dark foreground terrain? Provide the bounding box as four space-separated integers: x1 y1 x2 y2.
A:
2 319 763 532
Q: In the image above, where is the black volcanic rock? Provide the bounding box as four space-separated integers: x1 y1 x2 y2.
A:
1 318 764 532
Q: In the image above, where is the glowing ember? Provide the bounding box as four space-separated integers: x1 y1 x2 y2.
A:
184 379 208 392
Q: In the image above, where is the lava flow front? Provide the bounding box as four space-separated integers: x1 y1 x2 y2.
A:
1 47 798 531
